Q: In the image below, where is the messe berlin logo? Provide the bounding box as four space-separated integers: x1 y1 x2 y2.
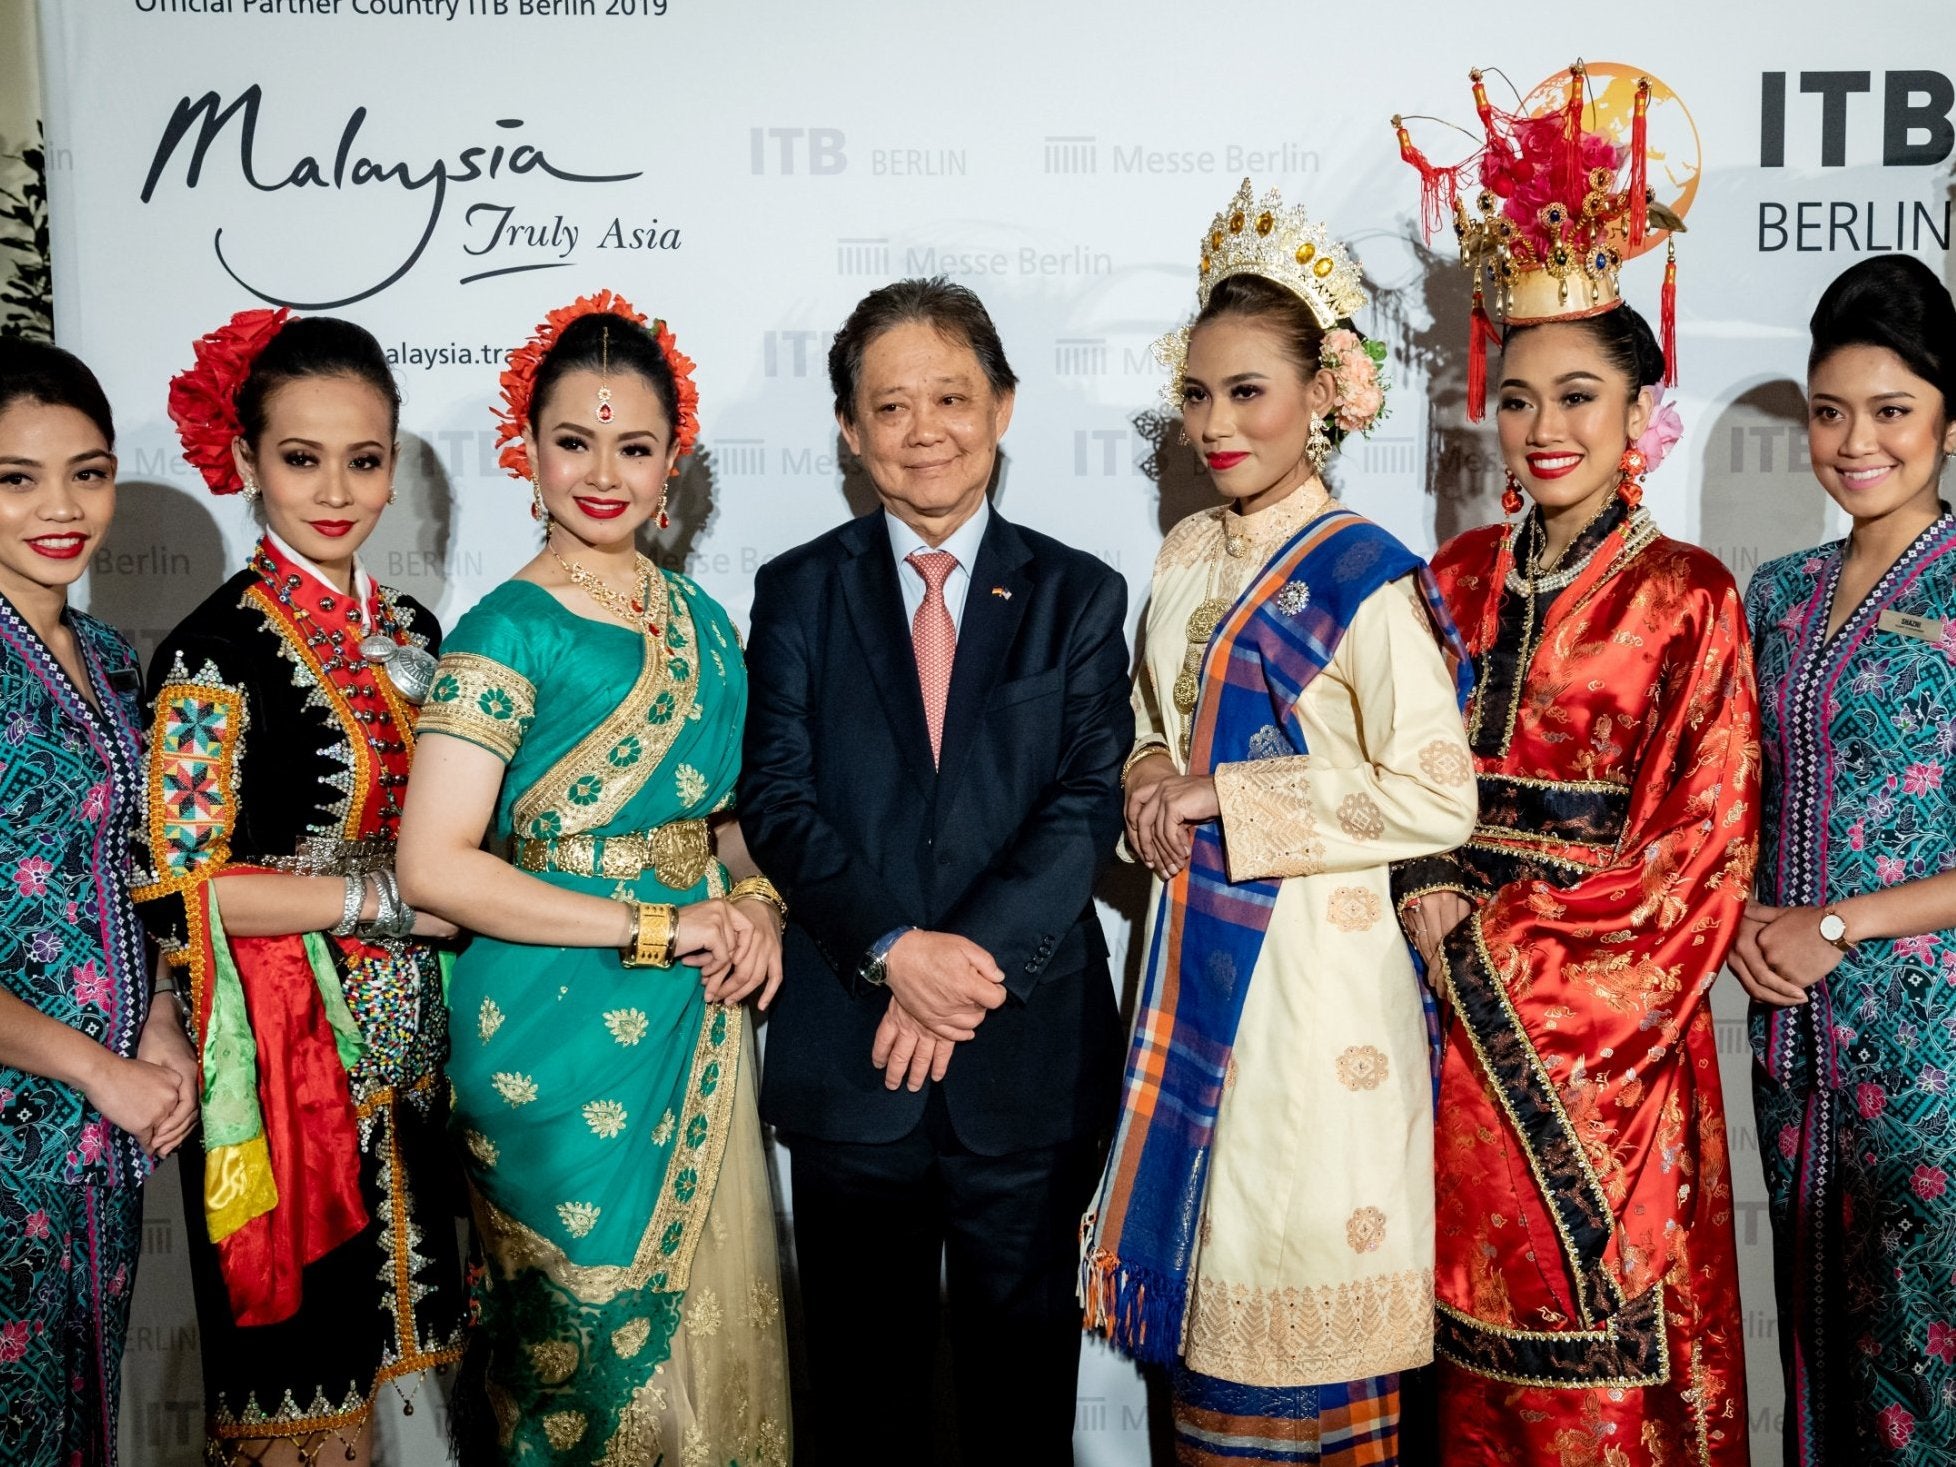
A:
1521 62 1701 256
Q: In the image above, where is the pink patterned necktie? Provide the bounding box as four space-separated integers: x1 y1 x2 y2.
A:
906 549 958 766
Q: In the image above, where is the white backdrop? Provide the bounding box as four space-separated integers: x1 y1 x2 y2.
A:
33 1 1956 1460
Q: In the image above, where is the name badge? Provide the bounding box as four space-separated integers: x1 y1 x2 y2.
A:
1878 609 1945 642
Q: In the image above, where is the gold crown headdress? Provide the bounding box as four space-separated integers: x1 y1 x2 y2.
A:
1157 179 1375 414
1392 61 1680 419
1198 177 1368 325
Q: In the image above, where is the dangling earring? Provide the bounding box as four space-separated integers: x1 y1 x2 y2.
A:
240 474 260 504
1305 416 1331 470
655 487 670 532
1616 446 1648 508
530 475 547 523
595 325 614 424
387 486 398 506
1177 425 1190 447
1501 472 1524 516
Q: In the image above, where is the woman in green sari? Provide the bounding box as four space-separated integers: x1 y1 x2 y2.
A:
398 292 790 1466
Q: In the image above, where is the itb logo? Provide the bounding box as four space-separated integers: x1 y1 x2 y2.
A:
836 238 892 275
763 330 830 378
1760 71 1954 166
1044 136 1097 174
750 128 847 175
1075 429 1141 476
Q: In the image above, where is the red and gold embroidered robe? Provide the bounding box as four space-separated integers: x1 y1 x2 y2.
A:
1394 505 1757 1465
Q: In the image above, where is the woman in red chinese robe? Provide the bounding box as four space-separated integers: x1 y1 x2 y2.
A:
1391 66 1757 1464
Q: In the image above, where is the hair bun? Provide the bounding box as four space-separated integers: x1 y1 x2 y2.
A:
1809 254 1956 409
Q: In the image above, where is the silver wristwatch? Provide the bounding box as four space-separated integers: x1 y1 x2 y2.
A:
859 927 912 988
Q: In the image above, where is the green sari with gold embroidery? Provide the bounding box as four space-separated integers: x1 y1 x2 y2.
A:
418 571 787 1466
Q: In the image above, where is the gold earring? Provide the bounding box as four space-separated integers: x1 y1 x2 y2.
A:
1177 426 1190 447
530 475 547 523
1305 417 1331 469
595 325 614 424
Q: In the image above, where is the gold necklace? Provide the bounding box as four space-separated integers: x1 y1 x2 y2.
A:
1173 523 1243 761
550 544 663 637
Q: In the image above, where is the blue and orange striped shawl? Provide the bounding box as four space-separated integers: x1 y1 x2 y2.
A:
1082 506 1469 1365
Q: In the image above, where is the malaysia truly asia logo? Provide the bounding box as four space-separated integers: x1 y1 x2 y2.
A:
1521 60 1702 256
139 86 678 307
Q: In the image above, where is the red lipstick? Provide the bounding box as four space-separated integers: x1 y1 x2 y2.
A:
25 534 86 561
1205 451 1249 471
309 520 356 539
574 497 630 521
1524 452 1582 481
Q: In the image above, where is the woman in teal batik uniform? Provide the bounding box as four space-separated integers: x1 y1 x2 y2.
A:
399 293 789 1466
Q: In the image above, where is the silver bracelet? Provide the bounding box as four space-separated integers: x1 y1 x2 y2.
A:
374 867 416 940
331 873 366 937
358 869 397 940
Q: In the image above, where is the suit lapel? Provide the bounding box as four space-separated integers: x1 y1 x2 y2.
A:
837 514 937 791
936 513 1032 797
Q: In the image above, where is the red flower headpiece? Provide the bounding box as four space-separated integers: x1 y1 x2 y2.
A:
493 289 701 481
167 307 293 496
1394 62 1680 419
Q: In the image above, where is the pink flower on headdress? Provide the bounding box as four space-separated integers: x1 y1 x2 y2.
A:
1485 116 1622 255
1635 388 1684 474
1321 328 1389 437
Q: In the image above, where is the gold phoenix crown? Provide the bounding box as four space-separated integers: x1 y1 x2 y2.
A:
1197 178 1369 326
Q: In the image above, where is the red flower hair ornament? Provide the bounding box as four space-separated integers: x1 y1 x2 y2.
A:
492 289 700 482
167 307 293 496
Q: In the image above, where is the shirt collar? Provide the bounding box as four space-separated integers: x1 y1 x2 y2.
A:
263 529 375 610
885 497 991 574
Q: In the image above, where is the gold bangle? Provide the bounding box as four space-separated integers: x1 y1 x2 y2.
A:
1122 741 1172 784
728 875 788 924
622 902 678 969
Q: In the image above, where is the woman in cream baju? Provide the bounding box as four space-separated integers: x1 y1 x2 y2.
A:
1083 180 1476 1466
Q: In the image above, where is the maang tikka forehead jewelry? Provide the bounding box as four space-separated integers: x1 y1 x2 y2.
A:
595 325 614 424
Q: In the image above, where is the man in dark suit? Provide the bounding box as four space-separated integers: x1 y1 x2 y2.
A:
740 278 1131 1465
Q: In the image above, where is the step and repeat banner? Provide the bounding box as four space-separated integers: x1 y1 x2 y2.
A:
33 1 1955 1461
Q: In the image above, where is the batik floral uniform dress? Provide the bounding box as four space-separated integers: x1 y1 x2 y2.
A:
1748 513 1956 1463
1085 483 1478 1466
418 572 789 1467
131 535 464 1462
0 598 148 1467
1393 501 1757 1465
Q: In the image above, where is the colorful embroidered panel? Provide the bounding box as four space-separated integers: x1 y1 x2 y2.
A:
149 677 245 881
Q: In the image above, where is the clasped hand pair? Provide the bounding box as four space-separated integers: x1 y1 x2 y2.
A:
86 999 199 1160
1728 901 1846 1008
670 897 785 1010
1124 753 1220 881
870 930 1006 1093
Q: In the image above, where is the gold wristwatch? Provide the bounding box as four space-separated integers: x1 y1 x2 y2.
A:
1817 907 1855 953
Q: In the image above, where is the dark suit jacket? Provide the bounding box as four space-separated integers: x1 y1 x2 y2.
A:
740 506 1131 1155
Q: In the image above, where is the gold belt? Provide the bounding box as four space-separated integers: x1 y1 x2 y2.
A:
512 819 714 889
